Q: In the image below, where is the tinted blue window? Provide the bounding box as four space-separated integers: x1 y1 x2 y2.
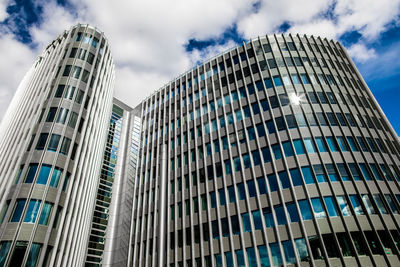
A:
350 195 364 215
261 147 272 163
270 243 283 266
295 238 310 262
252 210 263 230
38 202 53 225
337 136 348 151
247 127 256 140
273 76 283 87
37 164 51 185
326 136 338 151
10 199 26 222
247 247 257 267
298 200 313 220
247 180 257 198
237 183 246 200
282 141 294 157
25 164 38 183
257 177 267 195
260 99 269 111
311 197 326 218
228 186 236 203
301 166 315 184
234 157 241 172
275 205 287 225
370 164 383 181
278 171 290 189
219 116 225 128
242 213 251 232
247 84 255 95
252 103 260 115
236 250 245 267
243 106 251 118
324 196 339 217
293 139 306 155
243 154 251 169
272 144 282 160
282 240 297 264
224 160 232 175
24 199 41 223
349 163 362 181
268 174 279 192
304 138 316 153
225 252 234 267
300 73 310 84
235 109 243 121
215 254 222 267
258 245 270 267
289 168 303 186
347 136 359 151
263 207 274 227
256 80 264 91
218 189 226 206
210 192 216 208
264 78 273 89
266 120 275 134
252 151 261 166
286 202 300 223
256 123 266 137
315 137 327 152
359 163 372 181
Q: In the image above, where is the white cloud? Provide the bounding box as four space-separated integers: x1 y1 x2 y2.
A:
347 43 376 63
0 0 400 120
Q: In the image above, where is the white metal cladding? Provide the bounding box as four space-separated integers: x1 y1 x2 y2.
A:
129 34 400 267
0 24 115 267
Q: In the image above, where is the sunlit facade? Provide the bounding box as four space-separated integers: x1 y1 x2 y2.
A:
130 34 400 267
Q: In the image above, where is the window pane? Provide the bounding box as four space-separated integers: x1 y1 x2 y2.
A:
252 210 263 230
236 249 245 267
278 171 290 189
293 139 305 155
282 240 296 264
282 141 294 157
304 138 316 153
263 207 274 228
258 245 270 267
49 167 62 188
47 134 61 152
374 194 388 214
257 177 267 195
10 199 26 222
242 213 251 232
315 137 327 152
275 205 287 225
25 164 38 183
36 133 48 150
361 194 376 214
301 166 315 184
336 196 351 216
289 168 303 186
270 243 283 266
38 202 53 225
268 174 279 192
324 196 339 217
272 144 282 160
37 164 52 185
24 199 41 223
295 238 310 262
286 202 300 223
311 198 326 218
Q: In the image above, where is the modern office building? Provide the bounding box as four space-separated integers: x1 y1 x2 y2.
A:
0 24 115 266
1 24 400 267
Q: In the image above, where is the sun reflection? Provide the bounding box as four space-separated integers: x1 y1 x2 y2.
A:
289 93 305 105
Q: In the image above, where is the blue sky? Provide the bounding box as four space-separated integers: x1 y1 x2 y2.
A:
0 0 399 134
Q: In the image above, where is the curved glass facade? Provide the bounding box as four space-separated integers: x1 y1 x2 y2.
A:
132 34 400 266
0 24 115 267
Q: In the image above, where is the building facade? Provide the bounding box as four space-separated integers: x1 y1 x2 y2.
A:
130 34 400 267
0 24 115 267
1 25 400 267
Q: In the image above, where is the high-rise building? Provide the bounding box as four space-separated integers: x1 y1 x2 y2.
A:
0 24 115 266
1 24 400 267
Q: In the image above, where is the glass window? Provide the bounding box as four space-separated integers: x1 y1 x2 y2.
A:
252 210 263 230
315 137 327 152
258 245 270 267
48 134 61 152
242 213 251 232
311 197 326 218
361 194 376 214
282 240 296 264
304 138 317 154
46 108 58 123
218 189 226 206
236 250 245 267
257 177 267 195
24 199 41 223
295 238 310 262
289 168 303 186
25 164 38 183
286 202 300 223
301 166 315 184
370 164 383 181
268 174 279 192
60 137 71 155
282 141 294 157
261 147 272 163
272 144 282 160
278 171 290 189
336 195 351 216
275 205 287 225
247 180 257 198
326 164 339 182
347 136 359 151
270 242 283 266
10 199 26 222
324 196 339 217
295 113 307 127
337 136 348 151
350 195 364 215
37 164 52 185
263 207 274 227
326 137 338 152
313 164 327 183
260 99 269 111
337 163 350 181
384 194 399 214
349 163 361 180
359 163 372 180
36 133 48 150
237 183 246 200
49 167 62 188
38 202 53 225
293 139 305 155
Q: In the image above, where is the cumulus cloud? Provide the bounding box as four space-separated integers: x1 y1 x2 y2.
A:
0 0 400 121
